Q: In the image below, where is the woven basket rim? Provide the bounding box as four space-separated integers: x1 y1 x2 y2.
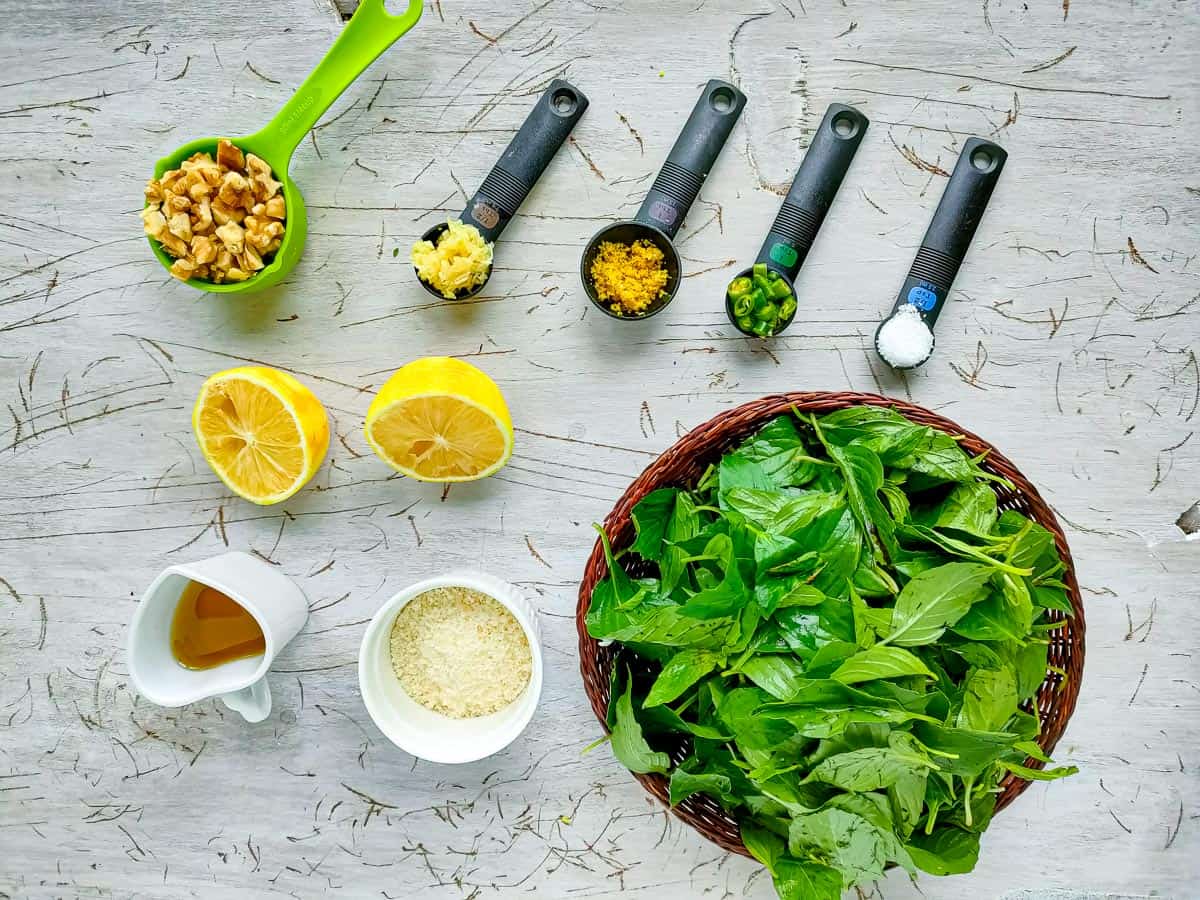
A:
575 391 1086 858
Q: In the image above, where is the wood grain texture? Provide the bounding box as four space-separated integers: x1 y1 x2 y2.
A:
0 1 1196 897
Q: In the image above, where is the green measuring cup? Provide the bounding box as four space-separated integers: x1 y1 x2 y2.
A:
146 0 422 294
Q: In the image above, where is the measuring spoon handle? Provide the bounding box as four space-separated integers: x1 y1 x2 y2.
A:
893 136 1007 326
754 103 868 279
460 80 589 243
250 0 423 166
635 79 746 239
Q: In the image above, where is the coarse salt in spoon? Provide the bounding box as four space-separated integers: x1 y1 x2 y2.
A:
874 137 1007 370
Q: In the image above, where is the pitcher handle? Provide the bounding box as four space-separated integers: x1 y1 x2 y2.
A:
221 678 272 723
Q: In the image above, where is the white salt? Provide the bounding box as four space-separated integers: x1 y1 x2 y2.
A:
876 304 935 368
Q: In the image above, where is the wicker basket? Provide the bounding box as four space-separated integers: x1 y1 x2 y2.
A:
576 392 1085 857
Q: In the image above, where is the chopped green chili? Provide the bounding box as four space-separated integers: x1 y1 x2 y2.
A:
726 263 796 337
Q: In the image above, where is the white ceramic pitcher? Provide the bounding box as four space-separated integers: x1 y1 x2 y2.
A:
128 551 308 723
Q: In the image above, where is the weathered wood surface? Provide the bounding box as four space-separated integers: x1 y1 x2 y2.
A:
1 0 1197 897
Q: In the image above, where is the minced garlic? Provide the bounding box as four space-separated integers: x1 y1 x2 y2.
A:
589 238 669 315
411 219 493 299
388 586 531 719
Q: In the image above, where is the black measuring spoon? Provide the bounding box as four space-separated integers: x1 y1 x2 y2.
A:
874 136 1007 370
582 79 746 319
415 79 588 300
726 103 868 338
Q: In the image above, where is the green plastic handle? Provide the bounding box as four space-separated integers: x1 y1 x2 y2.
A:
246 0 422 167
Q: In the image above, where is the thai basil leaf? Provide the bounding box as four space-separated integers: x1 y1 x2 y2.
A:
892 548 947 580
995 510 1055 569
905 432 977 484
774 598 855 658
851 560 899 597
741 822 787 874
787 808 912 887
848 585 875 650
818 405 932 464
772 858 843 900
630 488 678 561
803 641 859 675
610 671 670 774
759 704 932 740
827 442 898 558
823 790 895 832
740 656 810 701
804 745 935 791
884 562 993 646
1011 640 1050 700
588 592 738 649
859 604 894 638
639 703 731 741
754 532 814 577
1031 582 1074 614
668 769 735 806
950 641 1006 669
912 722 1018 776
905 827 981 875
957 666 1018 732
832 645 936 684
931 482 999 537
1011 739 1053 764
735 415 819 487
754 576 826 616
952 591 1029 643
644 649 721 707
998 760 1079 781
899 523 1031 575
887 767 929 836
716 687 799 757
587 524 646 614
719 452 772 498
880 480 911 522
807 508 863 593
678 535 747 619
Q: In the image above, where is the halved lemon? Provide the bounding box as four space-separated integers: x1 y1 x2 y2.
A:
364 357 513 482
192 366 329 505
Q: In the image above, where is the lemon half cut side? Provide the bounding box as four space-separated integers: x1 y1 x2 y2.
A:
364 357 513 483
192 366 329 505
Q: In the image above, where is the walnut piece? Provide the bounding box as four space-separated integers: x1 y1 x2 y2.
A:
142 139 287 283
215 221 245 256
216 140 245 171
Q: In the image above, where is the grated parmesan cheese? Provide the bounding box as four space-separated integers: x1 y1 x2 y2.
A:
388 586 531 719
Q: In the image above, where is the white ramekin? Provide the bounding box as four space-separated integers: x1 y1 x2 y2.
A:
358 571 543 764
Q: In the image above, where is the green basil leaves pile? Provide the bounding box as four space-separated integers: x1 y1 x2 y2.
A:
585 407 1077 899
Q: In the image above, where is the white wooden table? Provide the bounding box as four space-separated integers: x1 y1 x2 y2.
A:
1 1 1197 897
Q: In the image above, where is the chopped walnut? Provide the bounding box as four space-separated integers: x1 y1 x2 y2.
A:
216 140 245 171
239 246 265 272
217 170 250 206
167 212 192 243
170 258 197 280
140 207 167 240
215 221 245 256
193 198 213 234
159 231 189 258
142 138 286 282
192 235 217 265
211 198 246 226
